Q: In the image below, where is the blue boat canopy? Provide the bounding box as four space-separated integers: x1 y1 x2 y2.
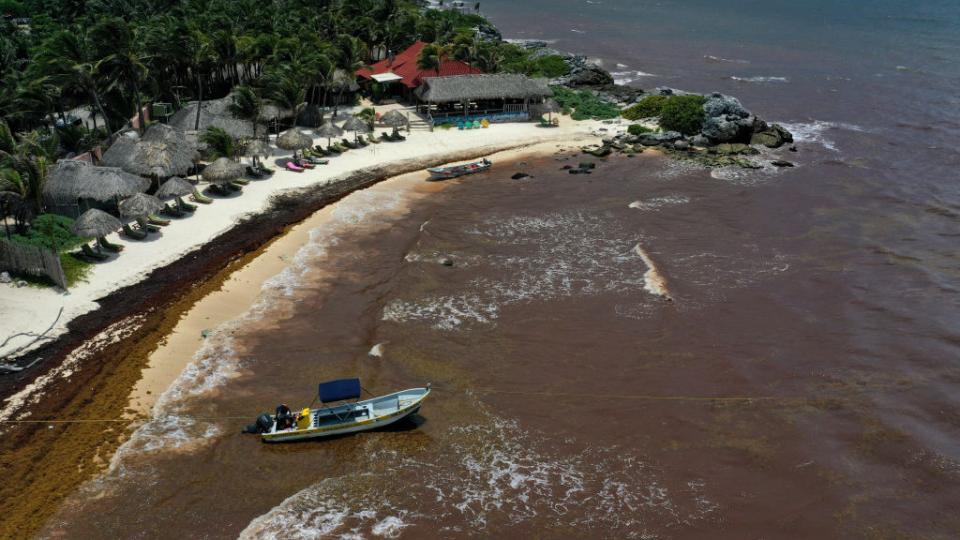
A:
319 378 361 403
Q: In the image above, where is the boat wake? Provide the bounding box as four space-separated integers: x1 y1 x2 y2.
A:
729 75 789 83
628 195 691 211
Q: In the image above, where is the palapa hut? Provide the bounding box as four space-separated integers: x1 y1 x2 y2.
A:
168 95 257 139
44 160 150 218
414 74 552 124
102 124 199 180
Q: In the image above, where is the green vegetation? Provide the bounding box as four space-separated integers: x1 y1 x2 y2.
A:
627 124 653 136
10 213 85 251
659 95 706 135
621 94 706 135
621 96 669 120
199 127 235 159
9 214 92 287
551 86 620 121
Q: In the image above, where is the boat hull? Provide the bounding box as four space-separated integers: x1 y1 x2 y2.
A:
427 159 491 180
261 387 428 443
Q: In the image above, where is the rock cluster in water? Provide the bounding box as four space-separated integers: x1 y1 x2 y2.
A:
517 41 796 168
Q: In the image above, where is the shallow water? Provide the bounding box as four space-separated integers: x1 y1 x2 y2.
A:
42 1 960 537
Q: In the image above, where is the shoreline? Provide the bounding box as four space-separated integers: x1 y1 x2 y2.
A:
0 136 595 539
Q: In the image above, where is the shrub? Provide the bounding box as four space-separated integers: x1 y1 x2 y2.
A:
11 214 86 251
659 95 706 135
627 124 653 135
529 55 569 78
551 86 620 121
621 95 668 120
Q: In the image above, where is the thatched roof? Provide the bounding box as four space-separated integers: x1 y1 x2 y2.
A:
100 131 139 168
202 157 245 184
315 122 343 139
331 69 360 92
102 124 199 178
119 192 164 218
415 74 553 103
156 177 194 199
276 129 312 150
379 110 408 127
168 95 256 139
341 116 371 133
244 139 273 157
72 208 122 238
44 160 150 206
260 103 298 121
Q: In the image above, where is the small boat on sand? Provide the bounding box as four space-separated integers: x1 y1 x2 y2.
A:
244 378 430 443
428 158 492 180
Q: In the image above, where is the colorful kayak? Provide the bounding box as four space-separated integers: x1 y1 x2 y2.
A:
244 379 430 443
428 158 492 180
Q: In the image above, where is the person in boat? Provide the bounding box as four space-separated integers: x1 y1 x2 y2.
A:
275 403 295 430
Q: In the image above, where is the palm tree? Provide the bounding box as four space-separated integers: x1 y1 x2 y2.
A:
188 29 217 131
263 65 306 129
228 85 262 138
417 43 444 76
199 127 235 160
95 23 150 135
31 29 114 138
332 35 368 118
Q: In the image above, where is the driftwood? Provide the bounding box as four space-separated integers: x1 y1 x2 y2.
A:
0 307 63 372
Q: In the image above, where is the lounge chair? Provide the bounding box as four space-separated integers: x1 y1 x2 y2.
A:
285 161 304 172
368 133 382 144
246 166 265 179
255 164 275 176
233 177 251 186
97 236 124 253
137 217 161 233
341 138 359 150
356 136 369 147
389 129 406 141
81 243 109 261
191 188 213 204
122 224 148 240
293 158 315 169
162 202 185 218
324 145 342 155
228 181 244 191
312 145 329 156
176 197 197 212
148 214 170 226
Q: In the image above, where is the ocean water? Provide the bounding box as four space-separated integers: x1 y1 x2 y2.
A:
41 1 960 538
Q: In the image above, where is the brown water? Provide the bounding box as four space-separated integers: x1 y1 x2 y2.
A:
40 137 960 538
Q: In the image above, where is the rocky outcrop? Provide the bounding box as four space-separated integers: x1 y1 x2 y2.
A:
750 123 794 148
636 131 683 146
556 63 614 87
701 93 756 144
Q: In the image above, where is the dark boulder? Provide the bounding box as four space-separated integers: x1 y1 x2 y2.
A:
673 140 690 151
511 172 531 180
701 93 757 144
750 124 794 148
638 131 683 146
771 160 795 168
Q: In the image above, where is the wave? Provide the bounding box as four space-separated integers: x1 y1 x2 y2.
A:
628 195 690 212
383 211 651 330
239 411 720 537
611 70 658 85
570 28 586 34
704 55 749 64
777 120 867 152
730 76 789 83
634 244 673 301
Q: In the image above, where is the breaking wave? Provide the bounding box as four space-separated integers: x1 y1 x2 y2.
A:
730 75 789 83
778 120 868 152
383 211 650 330
239 411 719 538
612 70 658 85
628 195 690 211
704 54 749 64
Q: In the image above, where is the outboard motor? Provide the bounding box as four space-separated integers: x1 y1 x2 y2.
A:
243 413 275 434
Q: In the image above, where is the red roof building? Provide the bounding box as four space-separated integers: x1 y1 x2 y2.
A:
357 41 483 90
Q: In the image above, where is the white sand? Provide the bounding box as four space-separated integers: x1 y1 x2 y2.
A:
0 116 604 361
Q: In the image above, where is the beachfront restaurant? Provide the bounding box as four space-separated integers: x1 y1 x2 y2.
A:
413 74 553 126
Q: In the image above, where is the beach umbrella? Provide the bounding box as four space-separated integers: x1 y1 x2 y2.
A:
531 98 560 123
119 192 164 219
44 160 150 209
156 177 195 199
244 139 273 158
202 157 245 185
380 110 407 129
244 138 273 167
315 122 344 146
341 116 371 142
276 129 312 152
71 208 122 238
